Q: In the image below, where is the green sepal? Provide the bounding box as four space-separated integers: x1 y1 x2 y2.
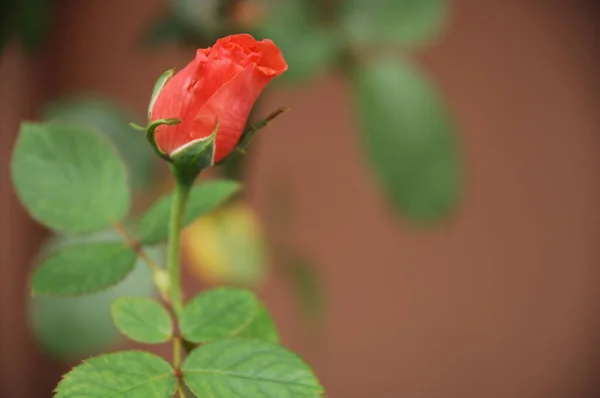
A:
128 122 146 131
170 119 219 185
217 107 288 165
238 106 288 152
148 68 175 120
145 118 182 161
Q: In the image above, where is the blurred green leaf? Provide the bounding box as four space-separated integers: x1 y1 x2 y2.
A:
353 57 461 223
29 244 159 359
236 304 280 343
258 0 339 82
55 351 177 398
143 10 207 47
285 255 325 322
341 0 448 47
144 11 187 46
180 288 259 344
172 0 222 35
11 122 130 233
44 98 155 189
0 1 15 53
139 180 241 244
182 339 324 397
111 298 173 344
16 0 51 53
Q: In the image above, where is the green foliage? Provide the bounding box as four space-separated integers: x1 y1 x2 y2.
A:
180 288 259 343
55 351 177 398
143 0 220 47
111 297 173 344
353 57 461 223
182 339 324 398
0 0 51 54
139 180 241 244
15 0 50 52
43 98 155 189
171 0 222 36
341 0 448 46
32 242 137 296
29 247 157 359
11 122 130 233
235 304 280 343
258 0 339 82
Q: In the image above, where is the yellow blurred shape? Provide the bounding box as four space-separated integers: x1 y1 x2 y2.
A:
183 201 269 287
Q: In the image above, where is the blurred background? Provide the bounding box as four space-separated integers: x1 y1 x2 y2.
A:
1 0 599 397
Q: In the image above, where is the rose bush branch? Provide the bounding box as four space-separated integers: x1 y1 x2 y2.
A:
10 33 324 397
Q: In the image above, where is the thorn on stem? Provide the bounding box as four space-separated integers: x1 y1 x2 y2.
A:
266 106 290 123
174 368 183 379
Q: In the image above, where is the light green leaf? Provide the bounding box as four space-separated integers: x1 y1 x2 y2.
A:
29 243 161 359
182 338 324 397
180 288 259 343
55 351 177 398
341 0 448 47
32 242 137 296
353 57 461 223
11 122 130 233
43 97 154 189
111 297 173 344
259 0 339 82
139 180 241 244
236 305 280 343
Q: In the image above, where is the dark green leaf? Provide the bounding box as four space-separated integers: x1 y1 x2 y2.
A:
0 1 16 53
353 57 461 223
32 242 137 296
258 0 339 82
139 180 241 244
180 288 258 343
43 98 155 189
182 338 324 398
236 304 280 343
11 122 130 233
341 0 448 47
16 0 51 53
55 351 177 398
111 297 173 344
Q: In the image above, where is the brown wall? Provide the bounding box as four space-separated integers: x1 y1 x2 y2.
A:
1 0 599 397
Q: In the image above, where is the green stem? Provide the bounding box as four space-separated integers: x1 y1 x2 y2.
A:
167 166 193 317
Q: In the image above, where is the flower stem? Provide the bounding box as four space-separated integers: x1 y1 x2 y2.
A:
166 166 193 317
173 337 182 369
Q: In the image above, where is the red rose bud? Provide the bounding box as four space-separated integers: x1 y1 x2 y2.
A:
149 33 288 166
